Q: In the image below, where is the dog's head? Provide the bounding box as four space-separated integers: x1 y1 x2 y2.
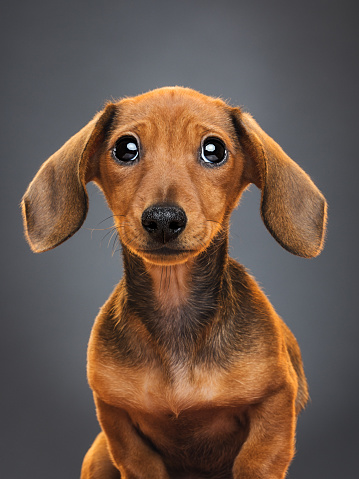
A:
22 87 327 263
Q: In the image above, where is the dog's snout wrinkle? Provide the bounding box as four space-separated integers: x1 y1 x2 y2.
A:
142 205 187 244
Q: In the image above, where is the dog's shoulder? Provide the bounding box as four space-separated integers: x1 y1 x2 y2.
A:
224 257 284 339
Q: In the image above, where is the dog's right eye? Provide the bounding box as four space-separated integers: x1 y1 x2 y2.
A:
112 136 139 163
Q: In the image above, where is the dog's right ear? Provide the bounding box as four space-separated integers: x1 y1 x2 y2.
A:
21 103 117 253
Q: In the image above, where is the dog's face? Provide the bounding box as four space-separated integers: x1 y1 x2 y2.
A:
22 87 327 260
96 89 247 265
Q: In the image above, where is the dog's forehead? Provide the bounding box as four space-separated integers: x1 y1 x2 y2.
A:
113 87 233 134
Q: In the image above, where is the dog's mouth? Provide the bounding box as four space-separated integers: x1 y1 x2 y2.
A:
139 246 194 255
137 245 196 264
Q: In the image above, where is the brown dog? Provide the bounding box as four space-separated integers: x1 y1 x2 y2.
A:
22 87 327 479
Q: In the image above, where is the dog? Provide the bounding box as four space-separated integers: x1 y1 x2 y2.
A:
22 87 327 479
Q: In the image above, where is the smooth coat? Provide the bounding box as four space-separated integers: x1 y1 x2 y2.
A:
22 87 327 479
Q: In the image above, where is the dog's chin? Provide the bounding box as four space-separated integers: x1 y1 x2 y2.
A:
136 246 197 266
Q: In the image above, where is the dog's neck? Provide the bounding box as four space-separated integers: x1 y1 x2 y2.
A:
121 232 229 357
143 260 193 310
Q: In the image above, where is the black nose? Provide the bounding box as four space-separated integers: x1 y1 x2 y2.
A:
141 205 187 244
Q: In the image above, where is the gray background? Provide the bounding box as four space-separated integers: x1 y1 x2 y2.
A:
1 0 358 477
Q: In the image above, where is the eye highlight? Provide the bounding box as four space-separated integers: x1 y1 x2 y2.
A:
112 136 139 163
201 137 227 165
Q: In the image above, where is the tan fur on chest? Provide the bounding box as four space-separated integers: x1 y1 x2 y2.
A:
89 351 280 416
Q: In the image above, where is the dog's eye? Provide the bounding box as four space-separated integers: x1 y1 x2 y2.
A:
201 138 227 164
112 136 139 163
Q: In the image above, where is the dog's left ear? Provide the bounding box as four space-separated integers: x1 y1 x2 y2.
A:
22 103 117 253
231 108 327 258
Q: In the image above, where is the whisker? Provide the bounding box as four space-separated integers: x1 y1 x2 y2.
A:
98 214 126 225
97 215 116 226
107 228 118 249
99 227 116 247
87 225 115 232
120 230 141 249
111 232 120 256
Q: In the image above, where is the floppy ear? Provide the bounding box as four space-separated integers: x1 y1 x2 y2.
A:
232 108 327 258
22 103 117 253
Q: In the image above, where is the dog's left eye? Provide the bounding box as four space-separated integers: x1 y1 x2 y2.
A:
112 136 139 163
201 138 227 164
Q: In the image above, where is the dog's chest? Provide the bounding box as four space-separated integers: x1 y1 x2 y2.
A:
90 348 269 416
91 357 249 471
88 299 275 414
91 356 223 413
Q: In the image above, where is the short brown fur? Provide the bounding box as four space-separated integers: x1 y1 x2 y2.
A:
22 87 327 479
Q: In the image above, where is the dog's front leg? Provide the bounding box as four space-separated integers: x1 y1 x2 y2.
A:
81 432 121 478
95 395 170 479
232 387 297 479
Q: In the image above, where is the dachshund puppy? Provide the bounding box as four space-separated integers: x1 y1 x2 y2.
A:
22 87 327 479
